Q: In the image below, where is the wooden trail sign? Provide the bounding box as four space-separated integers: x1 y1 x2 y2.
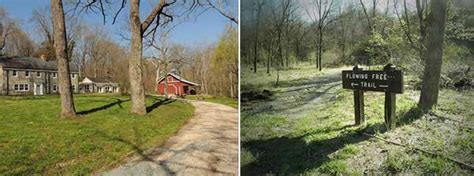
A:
342 64 404 130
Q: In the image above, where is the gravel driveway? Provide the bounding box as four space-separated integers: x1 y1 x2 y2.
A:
102 100 238 176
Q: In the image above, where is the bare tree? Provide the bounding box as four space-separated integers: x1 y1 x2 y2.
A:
0 7 13 53
3 24 35 56
253 0 265 73
419 0 448 110
199 0 238 24
50 0 76 118
305 0 335 71
146 31 186 99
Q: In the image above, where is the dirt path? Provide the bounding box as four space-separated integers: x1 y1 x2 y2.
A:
242 67 346 118
102 101 238 176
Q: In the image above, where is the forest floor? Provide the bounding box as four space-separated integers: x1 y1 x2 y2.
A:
0 95 194 175
240 64 474 175
103 100 239 175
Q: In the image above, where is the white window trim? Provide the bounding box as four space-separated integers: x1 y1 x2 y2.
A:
12 70 18 77
25 71 30 77
53 73 57 78
53 85 57 92
71 74 76 79
13 83 29 92
37 72 41 78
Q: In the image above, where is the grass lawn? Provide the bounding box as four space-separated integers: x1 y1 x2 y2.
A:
185 95 238 108
241 64 473 175
0 94 194 175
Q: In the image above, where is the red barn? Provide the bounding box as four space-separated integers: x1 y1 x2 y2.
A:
156 73 199 97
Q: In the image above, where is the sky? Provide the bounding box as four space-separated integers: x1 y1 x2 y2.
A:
0 0 237 48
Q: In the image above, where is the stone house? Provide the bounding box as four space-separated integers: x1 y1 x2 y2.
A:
79 77 120 93
0 56 79 95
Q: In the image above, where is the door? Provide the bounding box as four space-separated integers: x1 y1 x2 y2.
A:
34 83 44 96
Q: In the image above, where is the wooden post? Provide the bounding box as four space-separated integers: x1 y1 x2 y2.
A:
385 92 396 129
353 65 365 125
384 64 397 130
354 90 365 125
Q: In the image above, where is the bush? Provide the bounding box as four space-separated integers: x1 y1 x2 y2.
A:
351 32 391 66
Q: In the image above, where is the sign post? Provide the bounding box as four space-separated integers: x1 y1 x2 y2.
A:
353 65 364 125
342 64 403 130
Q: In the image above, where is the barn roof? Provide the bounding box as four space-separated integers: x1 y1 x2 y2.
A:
0 56 79 72
158 73 199 86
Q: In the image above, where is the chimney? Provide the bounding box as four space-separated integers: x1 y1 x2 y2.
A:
40 54 48 62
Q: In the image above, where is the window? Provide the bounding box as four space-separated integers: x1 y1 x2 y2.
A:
105 87 110 92
13 84 29 91
25 71 30 77
72 85 76 92
167 77 172 82
53 85 57 92
71 74 76 79
37 72 41 77
12 70 17 77
53 73 57 78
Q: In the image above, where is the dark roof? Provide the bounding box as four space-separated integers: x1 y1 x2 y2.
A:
0 56 79 72
158 73 199 86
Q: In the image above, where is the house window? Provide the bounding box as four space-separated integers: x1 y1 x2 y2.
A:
71 74 76 79
167 77 172 82
25 71 30 77
53 85 57 92
72 85 76 92
12 70 17 77
37 72 41 77
13 84 29 91
53 73 57 78
105 87 110 92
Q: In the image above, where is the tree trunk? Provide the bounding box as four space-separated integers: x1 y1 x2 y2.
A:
418 0 447 110
129 0 146 115
50 0 76 118
267 51 271 74
229 71 234 98
253 10 260 73
164 72 169 99
318 26 323 71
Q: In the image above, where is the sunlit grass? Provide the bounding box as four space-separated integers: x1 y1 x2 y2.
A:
0 95 194 175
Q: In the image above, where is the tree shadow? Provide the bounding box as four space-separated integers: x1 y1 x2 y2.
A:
77 98 130 115
146 98 175 113
397 106 425 127
95 127 235 175
241 122 385 175
94 128 177 175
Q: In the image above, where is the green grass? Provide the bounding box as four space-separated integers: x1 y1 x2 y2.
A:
185 95 238 108
0 94 194 175
241 64 473 175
